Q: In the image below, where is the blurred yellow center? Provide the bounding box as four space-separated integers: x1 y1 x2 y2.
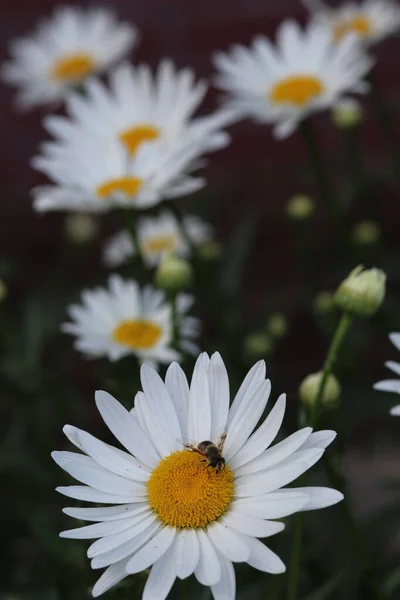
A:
51 53 95 82
144 235 178 255
334 16 372 41
113 319 161 349
270 76 324 107
147 450 234 528
119 125 160 156
96 177 142 199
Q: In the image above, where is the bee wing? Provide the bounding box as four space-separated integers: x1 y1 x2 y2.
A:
216 427 228 451
177 437 198 450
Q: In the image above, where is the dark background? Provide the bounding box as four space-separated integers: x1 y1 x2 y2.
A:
1 1 400 599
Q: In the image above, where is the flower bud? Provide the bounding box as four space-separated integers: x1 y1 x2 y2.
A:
332 98 362 129
65 214 98 244
197 240 222 261
286 195 315 221
314 291 335 314
155 252 192 293
299 371 341 408
244 333 273 358
334 265 386 318
352 220 381 246
267 312 288 339
0 279 7 302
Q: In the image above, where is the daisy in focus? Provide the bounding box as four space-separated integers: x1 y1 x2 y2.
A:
304 0 400 46
61 275 200 366
1 6 137 110
213 19 372 139
373 333 400 416
103 211 213 268
53 352 343 598
43 60 234 158
32 134 206 213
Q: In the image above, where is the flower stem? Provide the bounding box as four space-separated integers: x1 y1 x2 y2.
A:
310 312 353 427
169 292 179 349
121 209 146 272
298 118 339 221
166 200 196 255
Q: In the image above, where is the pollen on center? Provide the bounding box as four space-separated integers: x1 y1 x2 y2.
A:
51 53 96 82
147 450 234 528
96 176 142 199
119 125 160 156
113 319 162 350
269 75 324 107
144 234 178 255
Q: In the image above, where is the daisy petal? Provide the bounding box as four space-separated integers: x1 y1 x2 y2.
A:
222 511 284 538
207 521 250 562
62 504 148 522
125 526 176 574
209 352 230 439
175 529 200 579
295 486 344 510
92 557 130 597
143 538 178 600
231 491 310 519
195 529 222 586
188 353 212 441
245 536 286 574
211 553 236 600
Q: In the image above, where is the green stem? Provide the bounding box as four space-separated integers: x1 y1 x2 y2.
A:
310 312 353 427
166 200 196 255
121 209 146 272
342 125 363 200
286 512 305 600
298 118 339 221
368 73 400 177
169 292 179 350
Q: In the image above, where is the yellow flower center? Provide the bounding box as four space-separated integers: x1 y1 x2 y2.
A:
269 75 324 107
147 450 234 528
119 125 160 156
51 53 96 82
144 234 178 255
113 319 162 349
96 177 142 199
334 16 372 42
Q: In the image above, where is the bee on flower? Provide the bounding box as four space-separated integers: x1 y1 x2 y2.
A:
53 352 343 598
213 19 372 139
1 6 137 110
61 275 200 367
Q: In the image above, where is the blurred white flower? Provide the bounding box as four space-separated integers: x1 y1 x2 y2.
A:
53 353 343 598
104 212 212 268
374 333 400 416
65 213 99 244
1 6 137 109
61 275 200 367
32 135 206 213
213 19 372 139
43 60 234 158
331 98 363 128
303 0 400 46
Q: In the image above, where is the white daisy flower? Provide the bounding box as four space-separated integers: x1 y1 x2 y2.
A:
31 134 206 213
373 333 400 416
303 0 400 46
213 19 373 139
61 275 200 366
1 6 137 110
53 352 343 598
103 211 213 268
42 60 234 158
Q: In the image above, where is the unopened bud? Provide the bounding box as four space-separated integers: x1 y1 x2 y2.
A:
352 220 381 246
286 195 315 221
155 252 192 292
332 98 362 129
244 333 273 358
267 312 288 339
334 265 386 317
65 214 98 244
314 291 335 314
197 240 222 261
299 371 341 408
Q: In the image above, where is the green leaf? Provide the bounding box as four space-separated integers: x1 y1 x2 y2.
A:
303 573 344 600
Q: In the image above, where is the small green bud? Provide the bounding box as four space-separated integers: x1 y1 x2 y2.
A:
244 333 273 358
65 213 98 244
267 312 288 339
352 220 381 246
299 371 341 408
286 195 315 221
197 240 222 261
155 252 192 292
332 98 362 129
313 291 335 314
0 279 7 302
334 265 386 318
